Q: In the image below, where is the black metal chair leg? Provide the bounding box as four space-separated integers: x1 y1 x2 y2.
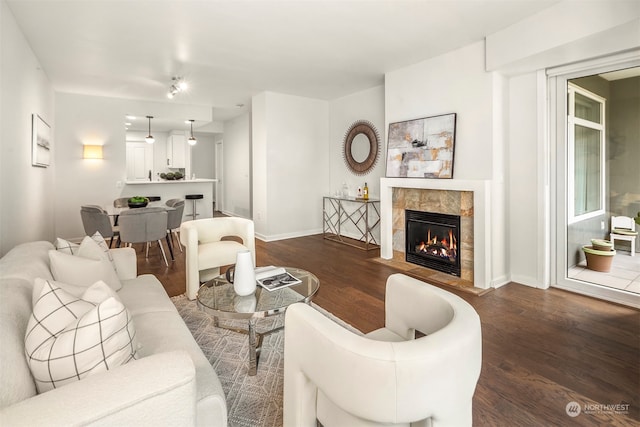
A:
165 234 175 261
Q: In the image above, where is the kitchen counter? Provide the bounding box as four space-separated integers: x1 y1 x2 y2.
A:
126 179 217 185
121 179 216 219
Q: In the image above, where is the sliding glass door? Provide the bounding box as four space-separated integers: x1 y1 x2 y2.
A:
549 56 640 308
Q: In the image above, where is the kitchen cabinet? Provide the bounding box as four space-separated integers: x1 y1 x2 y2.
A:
167 134 186 168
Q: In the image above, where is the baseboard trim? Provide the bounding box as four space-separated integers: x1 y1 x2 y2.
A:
256 229 323 242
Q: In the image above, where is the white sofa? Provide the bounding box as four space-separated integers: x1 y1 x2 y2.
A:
0 241 227 426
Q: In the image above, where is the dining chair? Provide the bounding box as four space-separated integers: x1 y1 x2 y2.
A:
112 197 130 226
165 199 185 253
117 207 172 266
80 205 119 248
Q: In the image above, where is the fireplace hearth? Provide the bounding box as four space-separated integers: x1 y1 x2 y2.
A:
405 209 461 276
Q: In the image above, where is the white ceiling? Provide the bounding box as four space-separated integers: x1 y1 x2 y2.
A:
7 0 560 126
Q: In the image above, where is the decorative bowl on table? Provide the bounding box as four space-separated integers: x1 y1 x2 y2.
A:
127 196 149 208
159 172 184 181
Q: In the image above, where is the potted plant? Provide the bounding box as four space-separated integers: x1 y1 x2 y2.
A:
582 239 616 272
127 196 149 208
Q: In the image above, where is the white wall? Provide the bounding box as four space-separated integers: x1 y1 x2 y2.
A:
383 2 640 290
252 92 330 240
486 1 640 74
328 86 385 243
508 73 539 286
191 132 217 179
252 93 268 234
386 41 494 180
54 93 212 240
385 40 507 287
329 86 385 197
491 2 640 289
54 93 133 239
1 0 55 255
223 112 252 219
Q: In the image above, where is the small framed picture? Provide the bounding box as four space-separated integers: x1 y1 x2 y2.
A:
32 114 51 167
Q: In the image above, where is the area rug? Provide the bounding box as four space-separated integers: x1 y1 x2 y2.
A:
171 294 358 427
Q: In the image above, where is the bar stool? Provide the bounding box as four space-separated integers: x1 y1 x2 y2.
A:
185 194 204 220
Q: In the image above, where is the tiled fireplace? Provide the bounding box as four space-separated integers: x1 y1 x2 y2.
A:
380 178 492 289
394 188 473 281
405 208 463 278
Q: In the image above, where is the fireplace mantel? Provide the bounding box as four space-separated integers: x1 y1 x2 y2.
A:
380 178 492 289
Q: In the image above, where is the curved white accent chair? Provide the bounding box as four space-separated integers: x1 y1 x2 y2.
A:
284 273 482 427
180 217 256 300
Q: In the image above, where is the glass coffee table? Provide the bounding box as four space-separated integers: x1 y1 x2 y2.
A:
196 267 319 375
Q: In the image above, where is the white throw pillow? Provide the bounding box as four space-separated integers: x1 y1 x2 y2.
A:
25 280 137 393
54 237 79 255
32 277 121 305
89 231 117 271
49 237 122 291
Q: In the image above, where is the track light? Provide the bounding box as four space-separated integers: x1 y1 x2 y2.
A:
187 119 197 146
167 76 187 99
145 116 155 144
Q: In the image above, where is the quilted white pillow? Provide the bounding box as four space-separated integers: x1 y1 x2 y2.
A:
25 279 137 393
49 237 122 291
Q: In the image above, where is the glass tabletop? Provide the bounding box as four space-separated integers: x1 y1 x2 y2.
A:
196 267 320 320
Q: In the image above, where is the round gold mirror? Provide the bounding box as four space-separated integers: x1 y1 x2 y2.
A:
343 120 380 175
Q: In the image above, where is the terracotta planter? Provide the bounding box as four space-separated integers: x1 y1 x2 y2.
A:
591 239 613 252
582 245 616 272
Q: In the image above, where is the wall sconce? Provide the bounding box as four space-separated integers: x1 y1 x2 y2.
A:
83 145 103 159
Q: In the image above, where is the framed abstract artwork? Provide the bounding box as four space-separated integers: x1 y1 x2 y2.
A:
32 114 51 167
385 113 456 179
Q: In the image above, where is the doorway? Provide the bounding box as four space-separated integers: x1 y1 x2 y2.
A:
549 56 640 307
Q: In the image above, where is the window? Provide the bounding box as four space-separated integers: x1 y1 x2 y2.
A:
567 83 606 223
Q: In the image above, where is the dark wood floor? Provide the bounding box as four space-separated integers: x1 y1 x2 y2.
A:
136 233 640 426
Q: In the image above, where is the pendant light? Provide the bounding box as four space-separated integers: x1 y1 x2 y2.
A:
145 116 155 144
187 119 197 146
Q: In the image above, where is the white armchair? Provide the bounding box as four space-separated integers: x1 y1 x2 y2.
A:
284 273 482 427
180 217 256 300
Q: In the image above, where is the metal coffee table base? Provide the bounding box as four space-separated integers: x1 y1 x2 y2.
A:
213 316 284 376
197 267 320 376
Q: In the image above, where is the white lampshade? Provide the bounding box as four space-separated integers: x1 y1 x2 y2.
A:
83 145 103 159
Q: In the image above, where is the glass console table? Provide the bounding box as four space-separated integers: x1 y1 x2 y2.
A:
323 196 380 250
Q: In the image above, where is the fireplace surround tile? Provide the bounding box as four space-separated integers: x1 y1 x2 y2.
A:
381 178 491 289
392 188 474 282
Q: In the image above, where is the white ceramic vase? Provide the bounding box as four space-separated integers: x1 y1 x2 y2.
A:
234 295 257 313
233 250 256 296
